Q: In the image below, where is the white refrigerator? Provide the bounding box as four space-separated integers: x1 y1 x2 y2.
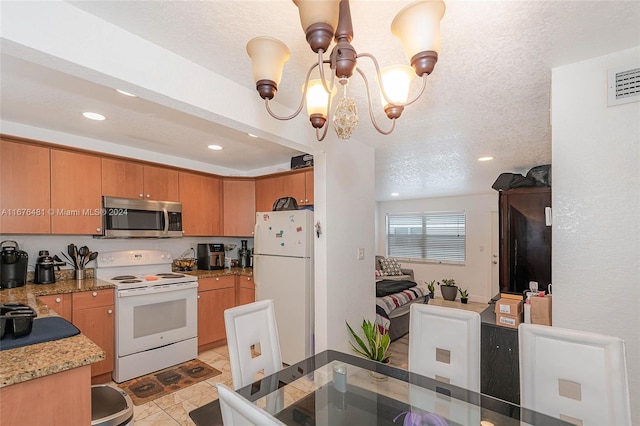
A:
253 210 314 366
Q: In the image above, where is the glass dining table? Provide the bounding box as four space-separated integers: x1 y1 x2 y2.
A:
189 350 570 426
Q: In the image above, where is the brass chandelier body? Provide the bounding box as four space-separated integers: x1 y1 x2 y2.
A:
247 0 446 141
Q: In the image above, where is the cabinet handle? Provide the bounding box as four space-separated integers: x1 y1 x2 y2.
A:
139 193 144 198
107 309 113 314
96 228 101 233
146 194 151 198
55 297 61 303
92 291 98 297
197 295 200 299
216 277 219 281
247 277 251 281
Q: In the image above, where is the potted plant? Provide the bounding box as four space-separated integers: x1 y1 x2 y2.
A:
458 288 469 304
438 278 458 301
346 319 390 380
427 280 436 299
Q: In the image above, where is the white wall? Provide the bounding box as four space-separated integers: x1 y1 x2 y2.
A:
377 193 498 302
552 46 640 424
314 138 376 355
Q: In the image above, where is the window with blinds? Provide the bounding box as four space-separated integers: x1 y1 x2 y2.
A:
386 212 466 263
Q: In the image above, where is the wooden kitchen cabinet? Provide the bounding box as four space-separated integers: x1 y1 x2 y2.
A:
50 149 103 235
38 293 72 322
101 158 180 202
179 171 223 236
223 178 256 236
0 140 51 234
72 289 115 382
255 168 314 212
197 276 235 351
0 364 91 425
236 275 255 306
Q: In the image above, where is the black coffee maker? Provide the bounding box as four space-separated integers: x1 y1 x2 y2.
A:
34 250 56 285
0 240 29 289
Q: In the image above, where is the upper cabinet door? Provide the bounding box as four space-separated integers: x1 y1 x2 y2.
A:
101 158 144 199
223 178 256 237
101 159 179 201
304 169 314 205
0 140 51 234
50 150 102 235
179 171 222 236
143 165 179 202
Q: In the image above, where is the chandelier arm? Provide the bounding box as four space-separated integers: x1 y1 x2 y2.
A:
357 53 427 107
317 51 336 94
264 62 322 121
355 68 396 135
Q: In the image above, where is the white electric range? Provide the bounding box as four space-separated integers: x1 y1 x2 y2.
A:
97 250 198 383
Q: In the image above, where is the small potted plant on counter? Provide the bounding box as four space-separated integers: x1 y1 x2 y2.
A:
427 280 435 299
459 288 469 304
438 278 458 301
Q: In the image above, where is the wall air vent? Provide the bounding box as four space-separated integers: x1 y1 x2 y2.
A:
608 67 640 106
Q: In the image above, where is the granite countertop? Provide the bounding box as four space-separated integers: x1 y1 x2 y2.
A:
179 267 253 279
0 275 114 387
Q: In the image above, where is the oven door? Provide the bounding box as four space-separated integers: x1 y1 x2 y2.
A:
116 282 197 357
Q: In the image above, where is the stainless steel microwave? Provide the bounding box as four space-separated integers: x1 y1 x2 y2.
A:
99 196 183 238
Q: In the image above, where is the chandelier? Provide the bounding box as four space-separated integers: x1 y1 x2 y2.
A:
246 0 445 141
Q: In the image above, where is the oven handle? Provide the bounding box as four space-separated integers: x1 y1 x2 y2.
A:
118 281 198 297
163 207 169 235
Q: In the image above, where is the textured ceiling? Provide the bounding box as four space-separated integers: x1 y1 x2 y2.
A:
1 1 639 200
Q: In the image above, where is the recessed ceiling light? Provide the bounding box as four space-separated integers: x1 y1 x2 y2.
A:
207 144 223 150
391 192 399 197
116 89 137 97
478 156 494 161
247 133 258 138
82 112 106 121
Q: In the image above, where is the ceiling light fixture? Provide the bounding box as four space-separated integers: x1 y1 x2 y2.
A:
391 192 400 197
478 156 494 161
207 144 223 150
82 112 106 121
246 0 445 141
247 133 258 138
116 89 137 97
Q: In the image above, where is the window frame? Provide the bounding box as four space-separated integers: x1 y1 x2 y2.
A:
385 211 467 265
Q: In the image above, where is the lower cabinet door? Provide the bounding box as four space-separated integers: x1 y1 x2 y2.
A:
73 305 115 378
480 323 520 404
198 287 236 348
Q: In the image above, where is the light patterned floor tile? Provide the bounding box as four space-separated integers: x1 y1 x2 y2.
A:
154 381 216 410
132 409 181 426
132 400 164 421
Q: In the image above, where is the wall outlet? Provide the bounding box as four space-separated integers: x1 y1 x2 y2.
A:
357 248 365 260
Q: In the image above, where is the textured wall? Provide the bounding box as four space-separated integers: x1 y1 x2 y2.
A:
552 46 640 424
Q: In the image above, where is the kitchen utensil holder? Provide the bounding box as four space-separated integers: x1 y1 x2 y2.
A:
74 269 86 280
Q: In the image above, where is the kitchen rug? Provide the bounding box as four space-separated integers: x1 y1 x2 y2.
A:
117 359 221 405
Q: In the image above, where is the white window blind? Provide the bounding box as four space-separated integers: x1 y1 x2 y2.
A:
386 212 466 262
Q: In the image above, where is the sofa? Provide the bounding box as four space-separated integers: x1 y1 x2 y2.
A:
374 256 428 341
375 255 414 281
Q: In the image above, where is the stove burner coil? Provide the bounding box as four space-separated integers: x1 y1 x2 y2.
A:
119 280 143 284
156 273 185 279
112 275 137 280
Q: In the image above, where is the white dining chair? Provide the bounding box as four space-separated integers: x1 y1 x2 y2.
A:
408 304 481 391
519 323 631 426
224 299 283 390
216 383 286 426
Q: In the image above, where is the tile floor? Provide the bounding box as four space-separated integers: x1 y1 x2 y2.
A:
124 297 488 425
